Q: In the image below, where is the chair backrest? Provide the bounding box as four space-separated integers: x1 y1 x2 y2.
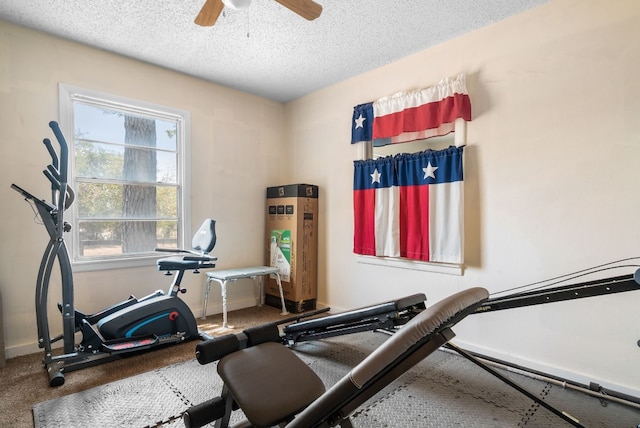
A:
287 287 489 428
192 219 216 253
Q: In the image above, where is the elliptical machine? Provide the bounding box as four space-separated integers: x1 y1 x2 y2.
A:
11 121 216 387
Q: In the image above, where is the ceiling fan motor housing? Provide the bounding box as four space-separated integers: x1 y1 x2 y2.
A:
222 0 251 9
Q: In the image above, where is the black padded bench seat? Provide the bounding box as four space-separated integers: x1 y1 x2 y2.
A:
218 342 326 427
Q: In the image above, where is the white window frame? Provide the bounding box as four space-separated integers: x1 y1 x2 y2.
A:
59 84 191 271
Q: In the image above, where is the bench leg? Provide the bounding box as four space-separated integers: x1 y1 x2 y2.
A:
274 273 289 315
220 280 229 329
202 278 212 320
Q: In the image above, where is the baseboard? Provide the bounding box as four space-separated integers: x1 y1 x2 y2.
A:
5 297 326 360
5 341 45 360
199 296 267 319
452 338 640 402
4 298 261 360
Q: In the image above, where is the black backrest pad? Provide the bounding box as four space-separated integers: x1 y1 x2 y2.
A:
287 287 489 428
351 287 488 388
192 219 216 253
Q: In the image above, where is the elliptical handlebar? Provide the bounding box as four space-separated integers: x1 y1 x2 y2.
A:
48 121 69 182
42 138 59 170
43 165 74 210
11 121 74 214
41 121 74 214
43 167 60 190
43 137 62 205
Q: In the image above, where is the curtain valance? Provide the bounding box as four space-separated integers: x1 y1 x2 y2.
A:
351 74 471 147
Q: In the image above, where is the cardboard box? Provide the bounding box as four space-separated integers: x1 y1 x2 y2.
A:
265 184 318 313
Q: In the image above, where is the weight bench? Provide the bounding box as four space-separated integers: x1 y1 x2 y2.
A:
204 266 289 328
185 286 587 427
183 287 490 428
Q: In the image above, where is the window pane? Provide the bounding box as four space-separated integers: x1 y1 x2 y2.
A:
74 103 178 151
157 220 178 250
77 220 178 257
75 141 124 180
156 120 178 151
122 146 158 183
121 184 158 219
120 146 176 184
74 103 127 144
77 182 123 218
157 151 177 184
76 142 176 184
78 183 178 219
157 186 178 219
77 220 123 258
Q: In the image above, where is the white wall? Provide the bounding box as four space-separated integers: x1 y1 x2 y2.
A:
2 0 640 399
0 21 288 357
285 0 640 397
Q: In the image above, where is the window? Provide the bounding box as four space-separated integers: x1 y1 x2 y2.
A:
355 120 466 276
59 84 190 270
351 75 470 275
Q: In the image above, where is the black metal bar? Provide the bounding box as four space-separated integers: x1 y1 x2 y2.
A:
288 317 396 344
275 307 331 326
475 274 639 314
446 343 585 427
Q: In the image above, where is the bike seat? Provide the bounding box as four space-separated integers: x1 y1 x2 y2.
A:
156 219 217 272
157 255 217 272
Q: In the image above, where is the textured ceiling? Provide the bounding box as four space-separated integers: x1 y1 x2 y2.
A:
0 0 548 102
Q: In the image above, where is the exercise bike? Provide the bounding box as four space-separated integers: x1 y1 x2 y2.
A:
11 121 216 387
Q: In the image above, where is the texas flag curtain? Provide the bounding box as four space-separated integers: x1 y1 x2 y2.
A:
351 102 374 144
353 155 400 257
351 74 471 146
353 146 464 264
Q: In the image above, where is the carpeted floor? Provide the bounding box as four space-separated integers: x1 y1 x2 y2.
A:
30 328 640 428
4 303 640 428
0 304 287 428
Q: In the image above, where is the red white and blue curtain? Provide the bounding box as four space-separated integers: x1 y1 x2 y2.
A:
352 74 470 264
351 74 471 146
353 146 464 264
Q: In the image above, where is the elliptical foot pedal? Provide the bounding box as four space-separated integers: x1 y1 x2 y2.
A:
102 335 159 353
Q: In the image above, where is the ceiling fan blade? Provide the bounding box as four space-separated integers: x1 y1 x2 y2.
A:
275 0 322 21
194 0 225 27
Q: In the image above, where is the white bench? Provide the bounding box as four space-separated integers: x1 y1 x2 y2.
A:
205 266 289 328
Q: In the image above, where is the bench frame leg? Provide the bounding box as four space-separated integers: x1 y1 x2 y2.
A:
203 272 289 329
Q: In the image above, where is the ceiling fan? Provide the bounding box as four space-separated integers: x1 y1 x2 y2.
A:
195 0 323 27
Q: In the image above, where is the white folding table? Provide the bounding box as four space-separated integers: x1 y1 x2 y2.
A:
204 266 289 328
